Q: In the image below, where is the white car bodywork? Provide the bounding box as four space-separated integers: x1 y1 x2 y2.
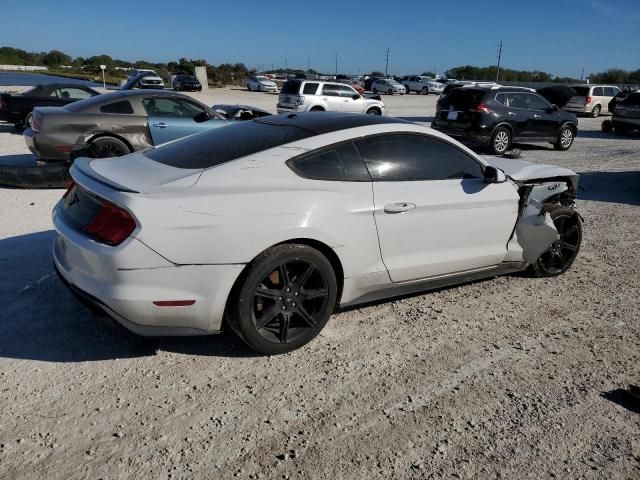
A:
53 114 579 337
247 76 278 92
277 81 385 114
403 76 444 95
127 69 165 88
371 79 406 95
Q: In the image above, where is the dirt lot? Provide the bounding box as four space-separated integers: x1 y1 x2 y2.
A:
0 87 639 479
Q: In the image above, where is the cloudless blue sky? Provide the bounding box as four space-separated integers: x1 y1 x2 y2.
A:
2 0 638 77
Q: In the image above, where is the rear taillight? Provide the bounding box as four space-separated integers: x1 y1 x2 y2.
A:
473 103 491 113
84 200 136 246
585 96 592 105
62 181 75 199
296 95 305 106
31 114 42 132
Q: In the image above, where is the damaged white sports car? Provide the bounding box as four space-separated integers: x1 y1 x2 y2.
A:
53 113 582 354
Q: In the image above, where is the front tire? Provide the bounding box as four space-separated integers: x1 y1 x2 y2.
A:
530 205 582 277
489 126 511 155
227 244 338 355
422 87 429 95
554 125 575 151
366 107 381 115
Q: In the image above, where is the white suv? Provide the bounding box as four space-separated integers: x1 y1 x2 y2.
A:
402 76 444 95
127 69 165 89
277 79 385 115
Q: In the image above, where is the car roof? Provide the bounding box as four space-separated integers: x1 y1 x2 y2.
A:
34 83 96 89
255 112 410 135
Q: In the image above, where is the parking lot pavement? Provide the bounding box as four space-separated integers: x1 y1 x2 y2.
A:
0 87 639 479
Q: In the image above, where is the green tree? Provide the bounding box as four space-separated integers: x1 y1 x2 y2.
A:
42 50 71 67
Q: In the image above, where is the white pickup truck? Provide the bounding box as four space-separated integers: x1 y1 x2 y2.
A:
402 76 444 95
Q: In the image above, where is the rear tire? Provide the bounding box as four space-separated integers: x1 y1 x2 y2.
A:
489 126 511 155
23 111 33 129
530 205 582 277
372 88 378 94
89 136 131 158
226 244 338 355
601 119 613 133
590 105 601 118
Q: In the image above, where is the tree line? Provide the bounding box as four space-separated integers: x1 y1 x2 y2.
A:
444 65 640 84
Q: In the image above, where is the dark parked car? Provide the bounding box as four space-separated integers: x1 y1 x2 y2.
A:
0 83 100 129
608 90 640 134
173 74 202 92
24 90 227 162
432 85 578 154
212 104 272 120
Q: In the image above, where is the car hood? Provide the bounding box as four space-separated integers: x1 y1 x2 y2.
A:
259 80 277 86
484 156 579 191
72 153 202 194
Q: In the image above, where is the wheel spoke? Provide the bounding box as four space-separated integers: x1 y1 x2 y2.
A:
255 287 281 300
255 304 281 329
301 288 327 300
297 264 315 287
297 305 316 327
564 224 578 237
560 241 577 251
279 312 291 343
278 263 291 286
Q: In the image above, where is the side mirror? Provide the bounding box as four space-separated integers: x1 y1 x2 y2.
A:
546 104 559 113
352 94 360 100
484 165 507 183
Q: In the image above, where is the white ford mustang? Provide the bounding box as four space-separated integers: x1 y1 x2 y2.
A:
53 113 582 354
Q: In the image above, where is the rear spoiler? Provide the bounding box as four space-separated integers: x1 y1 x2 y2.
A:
71 157 139 193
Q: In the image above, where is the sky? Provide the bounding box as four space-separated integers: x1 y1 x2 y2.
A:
2 0 639 78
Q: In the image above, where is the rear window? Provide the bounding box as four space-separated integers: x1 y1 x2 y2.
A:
66 92 123 112
439 88 485 110
281 80 302 94
144 121 314 169
303 82 319 94
572 86 590 96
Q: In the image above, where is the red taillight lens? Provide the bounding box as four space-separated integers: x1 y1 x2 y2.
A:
84 201 136 246
585 96 592 105
473 103 491 113
62 181 75 199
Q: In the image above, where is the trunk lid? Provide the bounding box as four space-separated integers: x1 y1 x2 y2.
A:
72 152 203 194
436 88 485 123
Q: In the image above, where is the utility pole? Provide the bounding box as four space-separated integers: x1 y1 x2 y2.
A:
384 48 390 76
307 55 310 72
496 40 502 82
580 68 584 81
285 58 288 76
334 52 338 76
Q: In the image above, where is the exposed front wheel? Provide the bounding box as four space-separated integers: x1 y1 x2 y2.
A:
227 244 338 354
366 107 381 115
422 87 429 95
530 205 582 277
89 136 132 158
489 127 511 155
554 125 575 151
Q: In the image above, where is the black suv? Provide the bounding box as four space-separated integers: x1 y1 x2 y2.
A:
431 86 578 154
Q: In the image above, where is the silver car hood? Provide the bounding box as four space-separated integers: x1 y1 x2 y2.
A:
484 156 579 191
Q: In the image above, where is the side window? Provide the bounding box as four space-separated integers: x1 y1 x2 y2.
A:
321 84 340 96
508 93 528 109
592 87 604 96
604 87 616 97
302 82 319 94
337 85 357 98
526 94 550 110
59 87 93 100
612 87 621 96
288 141 370 181
100 100 134 114
143 97 206 118
355 134 484 181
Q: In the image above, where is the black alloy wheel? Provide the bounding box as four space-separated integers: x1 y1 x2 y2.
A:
228 244 337 354
90 137 131 158
531 205 582 277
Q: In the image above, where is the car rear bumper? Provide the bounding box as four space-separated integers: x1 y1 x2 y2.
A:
276 104 301 114
24 128 71 161
431 121 491 145
52 205 244 335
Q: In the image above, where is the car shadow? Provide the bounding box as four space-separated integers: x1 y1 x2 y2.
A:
0 230 259 362
577 171 640 206
0 153 39 166
602 387 640 415
0 123 23 135
578 130 640 140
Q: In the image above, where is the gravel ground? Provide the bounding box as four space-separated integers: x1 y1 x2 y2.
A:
0 86 639 479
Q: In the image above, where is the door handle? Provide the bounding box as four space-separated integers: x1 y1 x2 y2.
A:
507 111 516 116
384 202 416 214
532 114 541 119
152 122 169 128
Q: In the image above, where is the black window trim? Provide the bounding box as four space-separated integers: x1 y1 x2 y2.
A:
352 131 486 182
286 139 372 182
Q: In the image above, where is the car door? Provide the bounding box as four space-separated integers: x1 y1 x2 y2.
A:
143 96 225 145
525 93 558 138
592 86 605 109
319 84 343 112
604 87 620 113
337 85 363 113
356 133 519 282
496 92 530 137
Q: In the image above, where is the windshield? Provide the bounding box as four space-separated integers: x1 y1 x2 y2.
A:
144 120 314 169
255 76 269 82
280 80 301 94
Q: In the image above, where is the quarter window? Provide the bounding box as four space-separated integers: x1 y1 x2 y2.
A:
289 142 370 181
100 100 134 114
355 134 483 181
303 82 319 94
